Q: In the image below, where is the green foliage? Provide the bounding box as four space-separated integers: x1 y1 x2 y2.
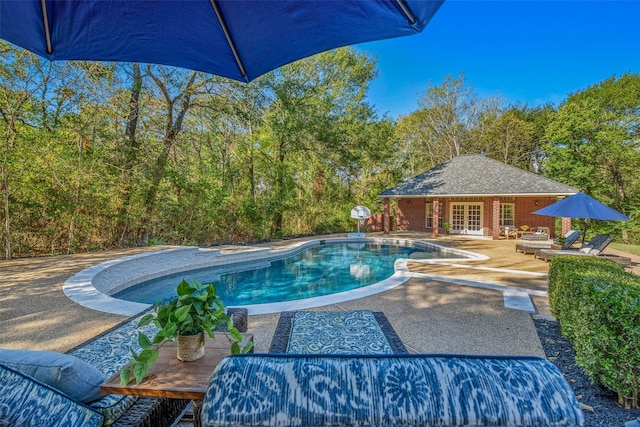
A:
120 279 253 385
543 73 640 242
1 39 639 257
548 256 640 407
395 72 501 173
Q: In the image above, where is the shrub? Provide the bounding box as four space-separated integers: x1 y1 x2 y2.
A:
548 256 640 408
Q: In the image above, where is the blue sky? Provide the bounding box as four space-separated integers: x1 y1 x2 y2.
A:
357 0 640 118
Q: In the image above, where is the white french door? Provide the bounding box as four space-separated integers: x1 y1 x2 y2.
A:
450 203 483 235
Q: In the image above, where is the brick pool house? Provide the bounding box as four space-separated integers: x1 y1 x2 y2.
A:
378 155 579 240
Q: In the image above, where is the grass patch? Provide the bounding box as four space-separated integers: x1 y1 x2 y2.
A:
610 242 640 256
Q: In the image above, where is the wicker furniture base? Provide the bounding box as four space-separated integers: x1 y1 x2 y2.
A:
216 307 248 333
269 311 408 354
112 397 189 427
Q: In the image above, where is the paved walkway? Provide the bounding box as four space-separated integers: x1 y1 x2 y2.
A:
1 234 637 358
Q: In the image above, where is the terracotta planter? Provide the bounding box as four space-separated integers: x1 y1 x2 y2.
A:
176 332 205 361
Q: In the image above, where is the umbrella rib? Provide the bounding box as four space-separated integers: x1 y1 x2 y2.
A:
395 0 417 25
40 0 53 54
210 0 247 80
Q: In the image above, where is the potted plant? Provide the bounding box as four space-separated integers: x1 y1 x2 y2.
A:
520 225 529 231
120 279 252 384
443 221 451 234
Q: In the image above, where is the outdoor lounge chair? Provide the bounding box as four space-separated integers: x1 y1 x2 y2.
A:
516 229 581 255
534 234 631 267
0 308 248 427
201 310 585 427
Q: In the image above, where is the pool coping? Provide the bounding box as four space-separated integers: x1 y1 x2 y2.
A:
63 237 486 317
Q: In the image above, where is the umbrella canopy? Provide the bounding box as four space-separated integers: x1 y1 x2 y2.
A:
533 192 628 243
0 0 444 82
533 192 629 221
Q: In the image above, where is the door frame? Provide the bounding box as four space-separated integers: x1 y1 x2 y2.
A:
449 202 484 235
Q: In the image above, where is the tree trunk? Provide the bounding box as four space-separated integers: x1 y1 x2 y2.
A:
1 111 20 260
1 149 10 260
116 63 142 245
137 69 198 246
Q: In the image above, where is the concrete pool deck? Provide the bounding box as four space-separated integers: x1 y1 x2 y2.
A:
1 233 638 357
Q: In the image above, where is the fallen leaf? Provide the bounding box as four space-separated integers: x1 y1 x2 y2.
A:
580 403 595 413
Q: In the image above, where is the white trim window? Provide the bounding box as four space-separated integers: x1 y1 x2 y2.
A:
500 203 515 227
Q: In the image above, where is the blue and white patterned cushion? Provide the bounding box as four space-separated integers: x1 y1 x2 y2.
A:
0 314 165 426
286 311 393 354
202 354 585 427
0 349 107 403
69 314 160 425
0 363 103 427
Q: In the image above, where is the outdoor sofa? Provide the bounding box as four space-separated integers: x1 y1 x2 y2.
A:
0 307 248 427
201 310 585 427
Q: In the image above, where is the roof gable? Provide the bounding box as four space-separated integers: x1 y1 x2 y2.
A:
379 154 579 197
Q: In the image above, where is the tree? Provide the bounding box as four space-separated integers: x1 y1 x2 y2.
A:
0 45 42 259
257 48 378 236
137 66 200 246
480 105 536 167
544 73 640 242
395 73 500 175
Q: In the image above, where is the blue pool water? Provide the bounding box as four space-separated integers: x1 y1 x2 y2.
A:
114 242 460 306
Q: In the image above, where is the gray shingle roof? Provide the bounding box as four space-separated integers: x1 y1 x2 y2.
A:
379 154 579 197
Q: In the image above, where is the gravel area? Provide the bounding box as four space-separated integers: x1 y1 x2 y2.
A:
535 318 640 427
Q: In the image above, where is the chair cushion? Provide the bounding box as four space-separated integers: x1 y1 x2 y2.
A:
202 354 585 427
0 363 103 427
0 348 107 403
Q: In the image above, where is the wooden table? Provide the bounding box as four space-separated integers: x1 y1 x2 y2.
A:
101 332 252 426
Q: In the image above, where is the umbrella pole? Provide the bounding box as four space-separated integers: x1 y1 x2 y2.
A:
582 219 589 244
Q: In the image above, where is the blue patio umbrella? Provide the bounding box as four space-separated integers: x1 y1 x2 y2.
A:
0 0 444 82
533 192 628 243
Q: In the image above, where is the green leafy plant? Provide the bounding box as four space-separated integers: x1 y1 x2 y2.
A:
548 256 640 408
520 225 529 231
120 279 253 385
443 221 451 233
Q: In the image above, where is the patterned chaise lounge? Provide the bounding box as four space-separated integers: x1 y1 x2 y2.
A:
201 310 584 427
201 353 585 427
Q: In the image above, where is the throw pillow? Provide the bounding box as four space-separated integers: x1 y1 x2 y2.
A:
0 348 107 403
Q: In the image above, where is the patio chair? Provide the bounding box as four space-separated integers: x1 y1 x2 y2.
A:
499 226 517 239
534 234 631 267
535 226 551 236
0 308 248 427
516 229 581 255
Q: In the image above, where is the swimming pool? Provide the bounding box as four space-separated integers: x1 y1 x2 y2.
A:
114 242 461 307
